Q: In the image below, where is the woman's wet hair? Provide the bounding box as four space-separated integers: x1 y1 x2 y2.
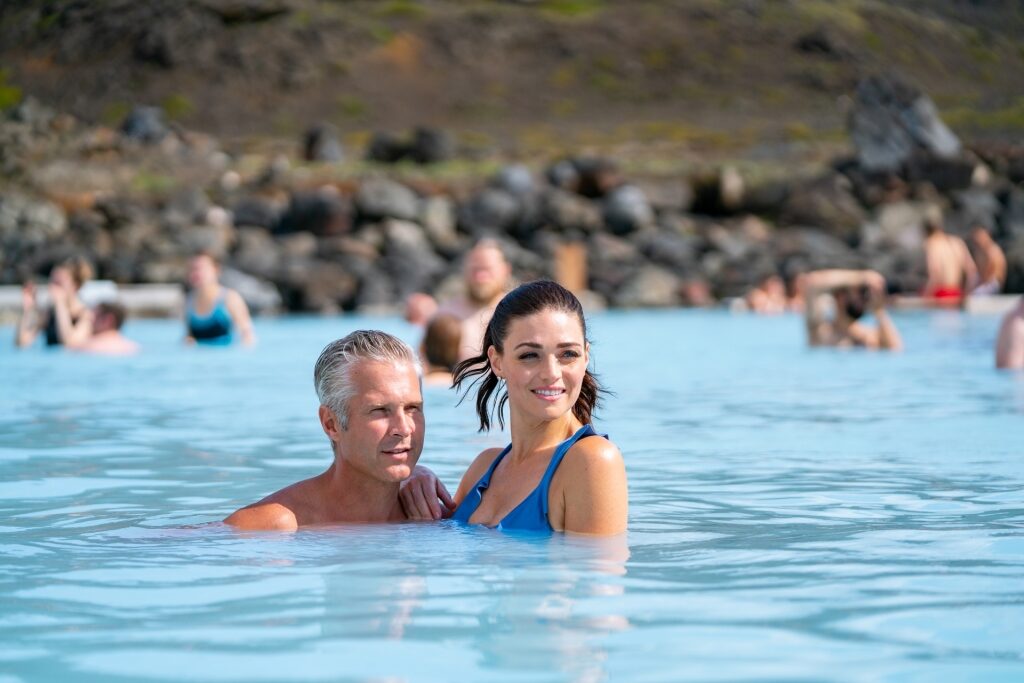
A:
453 280 602 432
59 256 94 290
422 313 462 372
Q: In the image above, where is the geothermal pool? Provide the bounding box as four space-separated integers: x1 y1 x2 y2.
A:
1 310 1022 682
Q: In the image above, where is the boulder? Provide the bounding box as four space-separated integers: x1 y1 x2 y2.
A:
419 196 461 252
611 265 682 308
861 201 929 252
355 179 419 222
905 153 975 193
635 230 702 272
275 190 350 236
493 164 536 196
302 123 344 163
291 260 358 313
232 196 281 229
602 184 654 235
690 167 745 215
779 174 866 245
120 106 170 144
1000 188 1024 239
848 75 961 173
587 233 642 302
0 193 67 249
220 266 283 314
365 132 409 163
233 227 281 279
459 188 521 234
541 189 603 235
410 127 454 164
382 219 446 299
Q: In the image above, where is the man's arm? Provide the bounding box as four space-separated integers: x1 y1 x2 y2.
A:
958 238 980 292
51 286 93 348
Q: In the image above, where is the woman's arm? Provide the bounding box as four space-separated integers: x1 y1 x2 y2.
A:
399 466 455 520
558 438 628 536
225 289 256 346
15 283 40 348
50 285 93 347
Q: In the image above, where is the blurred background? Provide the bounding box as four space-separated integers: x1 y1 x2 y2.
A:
1 0 1023 316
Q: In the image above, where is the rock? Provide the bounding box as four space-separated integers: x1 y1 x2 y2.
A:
905 153 975 193
286 260 358 313
573 157 620 199
794 28 855 61
233 227 281 279
636 230 702 271
302 123 344 163
198 0 294 23
951 188 1000 233
773 228 862 271
1000 189 1024 240
459 188 521 234
864 249 926 294
382 219 446 298
611 265 682 308
419 196 460 252
848 75 961 173
278 231 318 260
493 164 535 196
232 196 282 229
779 174 866 244
120 106 170 144
546 159 579 191
635 178 694 213
365 132 409 163
138 255 190 283
861 201 929 253
8 97 56 132
355 178 419 222
602 184 654 235
275 190 350 236
541 189 603 235
0 193 67 249
587 233 641 302
410 127 454 164
1004 236 1024 293
179 224 236 256
353 265 397 312
691 166 745 215
220 266 283 313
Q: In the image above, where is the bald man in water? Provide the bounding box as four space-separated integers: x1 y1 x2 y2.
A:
439 239 513 361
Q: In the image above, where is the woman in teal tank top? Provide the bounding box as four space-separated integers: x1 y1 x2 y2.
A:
443 280 627 535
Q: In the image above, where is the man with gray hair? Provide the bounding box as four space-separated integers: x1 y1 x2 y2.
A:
225 330 450 530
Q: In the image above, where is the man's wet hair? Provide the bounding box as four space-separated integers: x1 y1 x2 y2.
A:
96 302 127 330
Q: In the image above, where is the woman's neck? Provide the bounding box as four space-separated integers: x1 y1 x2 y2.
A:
508 412 582 462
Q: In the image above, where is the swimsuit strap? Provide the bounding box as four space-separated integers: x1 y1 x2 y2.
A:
476 443 513 489
539 424 598 518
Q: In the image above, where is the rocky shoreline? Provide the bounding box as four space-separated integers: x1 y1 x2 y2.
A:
2 76 1022 315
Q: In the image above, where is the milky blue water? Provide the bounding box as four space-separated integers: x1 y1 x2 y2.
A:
1 310 1023 682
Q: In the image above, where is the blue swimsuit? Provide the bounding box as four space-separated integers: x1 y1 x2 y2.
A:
452 424 600 532
186 291 234 345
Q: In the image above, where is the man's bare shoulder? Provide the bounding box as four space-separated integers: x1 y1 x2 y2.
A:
224 477 320 531
224 502 299 531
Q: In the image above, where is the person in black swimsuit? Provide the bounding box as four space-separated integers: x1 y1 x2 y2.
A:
15 257 94 348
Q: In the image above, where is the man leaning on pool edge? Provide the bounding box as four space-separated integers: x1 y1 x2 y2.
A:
225 330 453 531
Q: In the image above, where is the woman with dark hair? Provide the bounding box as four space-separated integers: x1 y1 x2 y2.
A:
15 256 94 348
403 280 627 535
